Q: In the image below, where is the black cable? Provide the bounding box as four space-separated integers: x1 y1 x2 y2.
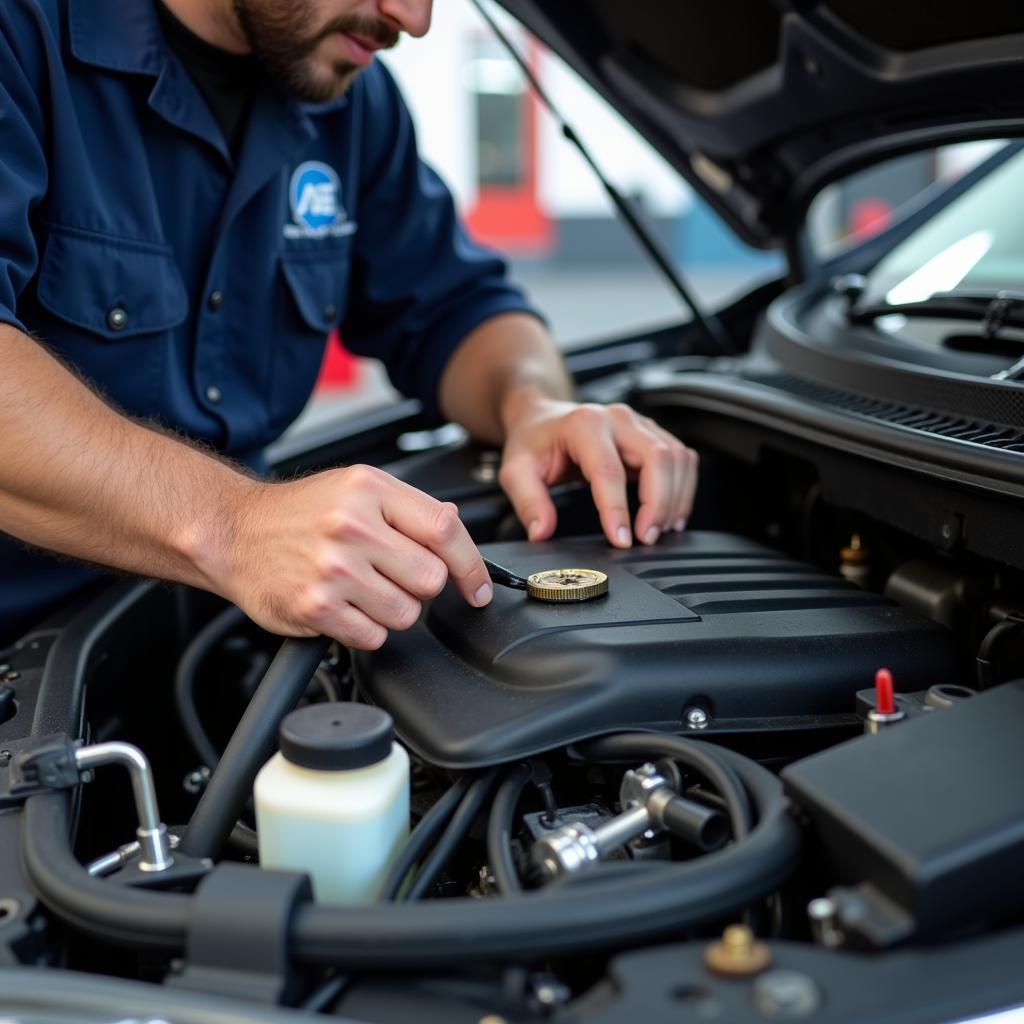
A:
24 744 799 968
406 770 500 901
378 776 472 901
976 614 1024 689
487 763 532 895
174 605 247 769
576 733 753 839
179 635 332 861
467 0 732 355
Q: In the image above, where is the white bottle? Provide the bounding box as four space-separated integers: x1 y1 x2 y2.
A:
254 702 409 905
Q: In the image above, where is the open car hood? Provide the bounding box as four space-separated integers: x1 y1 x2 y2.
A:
496 0 1024 248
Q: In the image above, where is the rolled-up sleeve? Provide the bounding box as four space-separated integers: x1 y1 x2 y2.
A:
342 62 542 419
0 4 48 335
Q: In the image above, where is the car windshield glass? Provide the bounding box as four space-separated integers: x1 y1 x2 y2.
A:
861 145 1024 307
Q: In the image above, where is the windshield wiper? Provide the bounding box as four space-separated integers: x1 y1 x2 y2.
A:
832 276 1024 380
837 277 1024 338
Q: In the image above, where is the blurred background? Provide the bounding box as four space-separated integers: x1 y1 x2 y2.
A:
289 0 998 437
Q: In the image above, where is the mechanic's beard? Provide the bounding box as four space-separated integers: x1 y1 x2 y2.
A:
231 0 399 103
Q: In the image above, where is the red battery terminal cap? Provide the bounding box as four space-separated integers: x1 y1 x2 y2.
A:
875 668 896 715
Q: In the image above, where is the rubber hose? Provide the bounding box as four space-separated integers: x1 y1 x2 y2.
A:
378 776 472 901
662 795 727 851
24 745 800 967
22 793 190 949
179 635 332 861
976 617 1024 689
0 964 353 1024
486 763 532 895
228 821 260 858
406 770 499 901
577 733 753 838
174 605 247 769
290 745 799 968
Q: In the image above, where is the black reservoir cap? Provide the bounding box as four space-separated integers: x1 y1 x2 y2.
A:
279 703 394 771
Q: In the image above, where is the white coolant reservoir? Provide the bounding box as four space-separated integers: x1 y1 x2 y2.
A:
254 702 409 905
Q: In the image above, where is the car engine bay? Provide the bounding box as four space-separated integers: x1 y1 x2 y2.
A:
4 284 1024 1024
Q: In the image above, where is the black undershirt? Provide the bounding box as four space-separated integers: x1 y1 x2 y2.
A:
156 2 261 158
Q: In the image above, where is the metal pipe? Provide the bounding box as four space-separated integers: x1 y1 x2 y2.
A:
532 763 728 879
592 805 652 856
86 842 140 878
74 742 173 873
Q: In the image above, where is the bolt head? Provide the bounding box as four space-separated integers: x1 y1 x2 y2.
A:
752 970 822 1018
0 897 20 925
724 924 754 948
704 923 772 977
807 897 836 921
533 976 572 1008
686 706 710 729
471 464 498 484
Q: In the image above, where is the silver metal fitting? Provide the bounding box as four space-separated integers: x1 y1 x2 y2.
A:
807 896 845 948
532 764 677 880
864 708 906 734
620 764 676 828
74 741 174 873
531 822 604 878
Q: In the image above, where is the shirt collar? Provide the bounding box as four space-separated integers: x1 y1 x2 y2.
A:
297 94 350 116
68 0 168 76
69 0 352 115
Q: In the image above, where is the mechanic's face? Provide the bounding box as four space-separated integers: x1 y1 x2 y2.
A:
231 0 432 102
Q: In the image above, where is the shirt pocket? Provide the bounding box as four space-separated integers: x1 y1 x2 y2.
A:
279 243 352 337
270 245 353 432
36 224 188 340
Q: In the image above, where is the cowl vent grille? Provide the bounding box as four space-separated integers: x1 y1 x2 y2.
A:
747 373 1024 452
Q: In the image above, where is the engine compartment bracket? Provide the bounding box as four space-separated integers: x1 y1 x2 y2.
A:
165 863 313 1006
0 736 80 809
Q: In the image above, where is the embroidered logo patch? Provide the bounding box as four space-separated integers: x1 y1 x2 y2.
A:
285 162 357 240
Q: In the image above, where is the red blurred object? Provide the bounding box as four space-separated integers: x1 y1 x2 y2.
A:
466 40 553 255
875 668 895 715
316 328 361 392
850 198 893 241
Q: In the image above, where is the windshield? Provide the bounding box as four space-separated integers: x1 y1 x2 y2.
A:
862 145 1024 306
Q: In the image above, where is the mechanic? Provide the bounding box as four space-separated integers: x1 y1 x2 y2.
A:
0 0 699 649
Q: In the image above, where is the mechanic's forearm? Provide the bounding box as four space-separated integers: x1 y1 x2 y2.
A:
0 325 257 590
438 313 573 445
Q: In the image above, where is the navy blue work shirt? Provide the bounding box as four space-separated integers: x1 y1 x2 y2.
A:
0 0 537 641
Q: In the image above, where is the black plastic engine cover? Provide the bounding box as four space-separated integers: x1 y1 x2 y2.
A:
355 532 958 768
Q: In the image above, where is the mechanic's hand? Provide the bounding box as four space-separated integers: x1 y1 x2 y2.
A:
498 400 698 549
219 466 492 650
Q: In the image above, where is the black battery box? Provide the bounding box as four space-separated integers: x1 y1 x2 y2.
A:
782 681 1024 946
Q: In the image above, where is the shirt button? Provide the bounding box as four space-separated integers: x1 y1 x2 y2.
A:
324 304 337 323
107 308 128 331
208 290 225 311
205 385 222 404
